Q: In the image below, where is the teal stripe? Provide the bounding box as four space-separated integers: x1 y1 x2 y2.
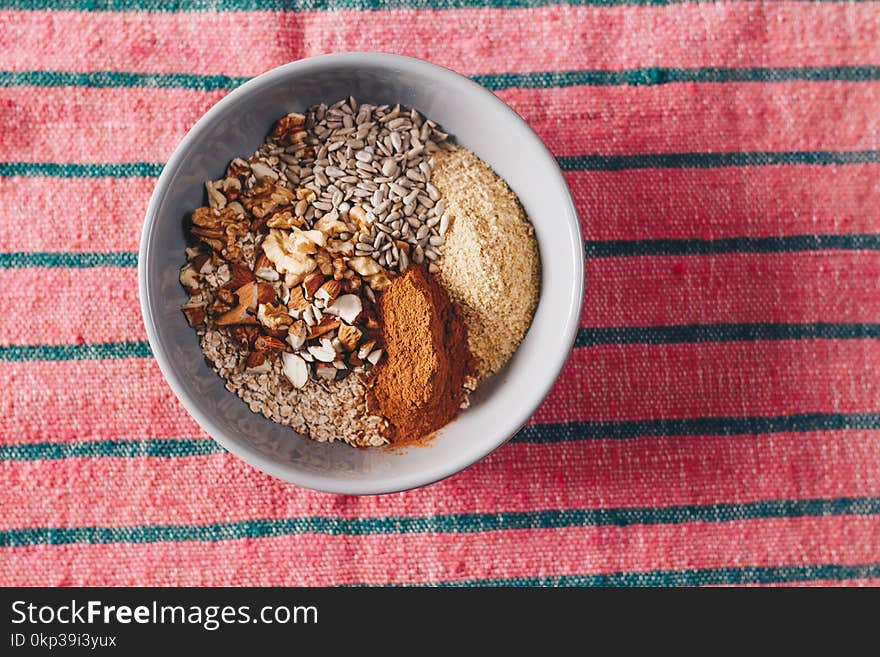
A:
0 438 222 461
4 151 879 180
421 562 880 587
586 234 880 257
575 323 880 346
0 162 163 178
3 413 880 462
558 150 880 171
2 496 877 547
0 0 758 12
0 341 151 362
0 251 137 268
5 66 880 92
0 70 250 91
475 65 880 90
513 413 880 443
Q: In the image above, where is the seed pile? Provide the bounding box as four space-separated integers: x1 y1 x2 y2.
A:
179 97 540 448
271 97 452 273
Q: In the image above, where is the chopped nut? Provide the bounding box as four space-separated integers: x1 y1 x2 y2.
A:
271 112 307 145
254 335 286 355
234 281 275 312
347 256 382 277
325 294 363 325
214 302 258 326
179 264 200 293
314 361 338 380
326 240 355 257
337 323 362 351
286 320 308 350
365 271 392 291
227 200 245 217
191 253 213 274
190 206 249 262
229 325 259 348
315 249 333 276
263 326 289 340
225 263 255 290
287 284 310 312
314 279 342 306
255 262 280 282
256 282 276 304
241 181 295 220
357 339 377 360
244 350 271 373
205 180 227 209
341 274 362 294
366 349 383 365
332 257 346 281
266 209 302 229
226 157 250 179
314 214 349 236
261 230 316 284
257 302 292 330
307 316 341 339
295 187 317 203
302 305 316 326
348 205 368 229
250 160 278 181
181 302 206 327
308 344 337 363
281 352 309 389
302 272 325 299
294 229 326 253
221 177 242 200
210 287 235 315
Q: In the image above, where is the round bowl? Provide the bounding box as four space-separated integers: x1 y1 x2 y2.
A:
139 52 584 495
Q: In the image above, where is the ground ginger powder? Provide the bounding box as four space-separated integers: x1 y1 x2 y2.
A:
432 148 540 381
371 265 473 444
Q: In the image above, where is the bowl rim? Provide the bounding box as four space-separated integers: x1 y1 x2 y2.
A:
138 51 584 495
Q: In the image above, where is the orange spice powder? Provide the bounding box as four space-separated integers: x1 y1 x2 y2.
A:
370 265 473 444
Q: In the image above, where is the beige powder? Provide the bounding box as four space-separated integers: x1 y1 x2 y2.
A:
432 147 540 380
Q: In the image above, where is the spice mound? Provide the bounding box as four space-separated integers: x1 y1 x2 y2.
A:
432 147 540 381
371 266 472 443
178 96 540 449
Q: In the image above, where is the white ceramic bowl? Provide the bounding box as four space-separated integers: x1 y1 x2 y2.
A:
139 53 583 495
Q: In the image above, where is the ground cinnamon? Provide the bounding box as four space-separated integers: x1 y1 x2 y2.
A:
371 265 472 444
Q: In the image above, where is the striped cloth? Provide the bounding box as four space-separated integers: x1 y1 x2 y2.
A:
2 1 880 587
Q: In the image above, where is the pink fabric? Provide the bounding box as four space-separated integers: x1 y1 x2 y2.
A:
2 1 880 586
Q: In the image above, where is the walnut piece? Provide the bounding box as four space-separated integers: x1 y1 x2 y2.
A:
190 206 249 263
257 302 292 330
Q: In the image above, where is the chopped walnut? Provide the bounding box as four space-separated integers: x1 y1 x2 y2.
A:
190 206 250 262
271 112 307 146
266 209 303 229
241 179 295 220
257 302 292 330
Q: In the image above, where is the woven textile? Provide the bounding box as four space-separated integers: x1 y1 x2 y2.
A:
2 1 880 587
